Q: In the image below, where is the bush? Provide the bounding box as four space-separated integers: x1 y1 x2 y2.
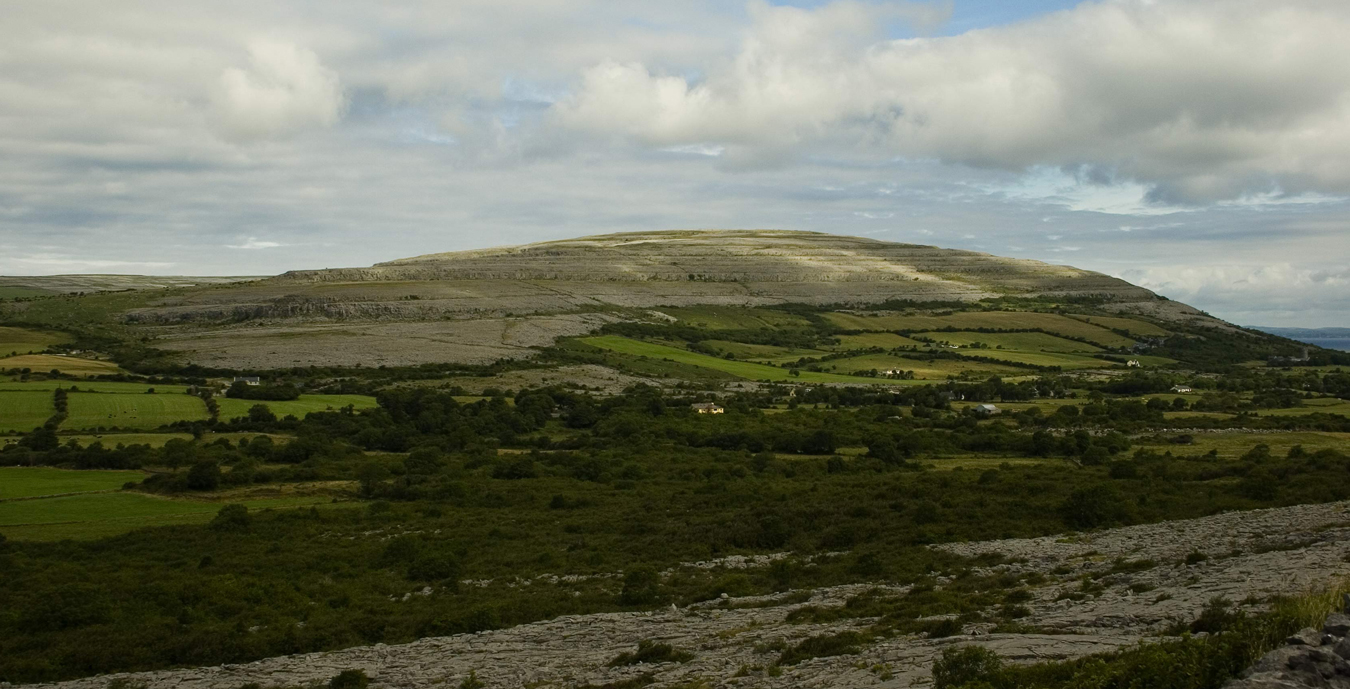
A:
619 566 661 606
186 460 221 491
607 640 694 667
209 504 250 532
329 669 369 689
778 631 867 665
932 646 1002 689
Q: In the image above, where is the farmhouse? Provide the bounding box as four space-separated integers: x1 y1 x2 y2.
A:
1171 385 1193 393
691 402 724 414
232 376 261 386
973 404 999 415
1126 360 1142 368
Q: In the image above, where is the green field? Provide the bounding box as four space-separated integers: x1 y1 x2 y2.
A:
0 466 145 500
1070 315 1169 337
829 332 926 350
1255 398 1350 417
0 490 350 541
1133 431 1350 460
659 306 812 330
65 392 209 430
215 394 380 421
0 354 122 376
0 390 55 433
0 380 192 393
915 330 1102 353
702 340 828 364
0 326 71 357
581 335 881 383
821 353 1025 380
822 311 1135 348
954 349 1113 369
57 432 292 449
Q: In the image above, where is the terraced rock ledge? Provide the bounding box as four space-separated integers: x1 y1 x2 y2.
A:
19 501 1350 689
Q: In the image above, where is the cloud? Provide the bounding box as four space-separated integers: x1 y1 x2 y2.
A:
1121 263 1350 324
227 238 285 249
212 41 346 142
554 0 1350 203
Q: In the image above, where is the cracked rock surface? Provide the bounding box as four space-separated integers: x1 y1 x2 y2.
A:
16 502 1350 689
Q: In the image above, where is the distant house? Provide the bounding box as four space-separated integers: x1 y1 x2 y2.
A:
1171 385 1193 393
1126 360 1142 368
232 376 261 386
973 404 999 415
691 402 724 414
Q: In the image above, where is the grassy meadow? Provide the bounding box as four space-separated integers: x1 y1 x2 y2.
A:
0 326 71 357
0 354 122 376
0 390 55 433
0 466 145 499
0 380 192 393
581 335 881 383
822 311 1137 348
215 394 381 421
64 392 209 430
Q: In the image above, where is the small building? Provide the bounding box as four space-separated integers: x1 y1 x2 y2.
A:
1126 360 1142 368
1171 385 1193 393
973 404 999 415
691 402 724 414
232 376 261 386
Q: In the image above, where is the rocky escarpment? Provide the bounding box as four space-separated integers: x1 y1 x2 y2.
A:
277 230 1154 300
17 501 1350 689
1224 607 1350 688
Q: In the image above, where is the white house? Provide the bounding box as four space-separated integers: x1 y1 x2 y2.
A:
973 404 999 415
1126 360 1142 368
691 402 724 414
232 376 261 386
1171 385 1193 393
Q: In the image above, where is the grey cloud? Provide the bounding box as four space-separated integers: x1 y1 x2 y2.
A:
553 0 1350 204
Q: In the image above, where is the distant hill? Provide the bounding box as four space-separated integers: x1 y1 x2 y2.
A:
4 230 1230 369
1251 326 1350 352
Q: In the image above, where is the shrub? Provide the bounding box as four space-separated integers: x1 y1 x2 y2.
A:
607 640 694 667
778 631 867 665
932 646 1002 689
619 566 661 606
329 669 369 689
186 460 221 491
209 504 250 532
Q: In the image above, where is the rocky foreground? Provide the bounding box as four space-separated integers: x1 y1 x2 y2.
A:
18 502 1350 689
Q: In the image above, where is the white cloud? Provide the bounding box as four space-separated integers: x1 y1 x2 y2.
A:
554 0 1350 203
212 41 346 142
227 238 285 250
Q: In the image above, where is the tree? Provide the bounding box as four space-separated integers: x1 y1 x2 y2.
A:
187 460 221 491
248 404 277 424
619 566 661 605
357 460 390 498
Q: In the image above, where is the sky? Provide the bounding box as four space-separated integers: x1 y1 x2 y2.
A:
1 0 1348 327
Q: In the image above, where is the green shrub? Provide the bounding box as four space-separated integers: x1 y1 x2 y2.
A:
932 646 1002 689
329 669 369 689
607 640 694 667
209 504 250 532
778 631 868 665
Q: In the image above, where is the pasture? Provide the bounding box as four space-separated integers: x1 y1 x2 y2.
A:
823 353 1025 379
659 306 812 330
0 326 71 357
581 335 879 383
0 380 192 394
0 466 145 500
821 311 1135 348
65 392 209 430
829 332 926 350
952 349 1113 370
0 490 351 541
0 354 121 376
215 394 380 421
0 391 55 433
1133 431 1350 460
1070 315 1169 337
914 330 1102 353
702 340 827 364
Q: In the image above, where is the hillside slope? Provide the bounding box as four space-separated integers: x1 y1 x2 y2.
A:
11 231 1221 369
